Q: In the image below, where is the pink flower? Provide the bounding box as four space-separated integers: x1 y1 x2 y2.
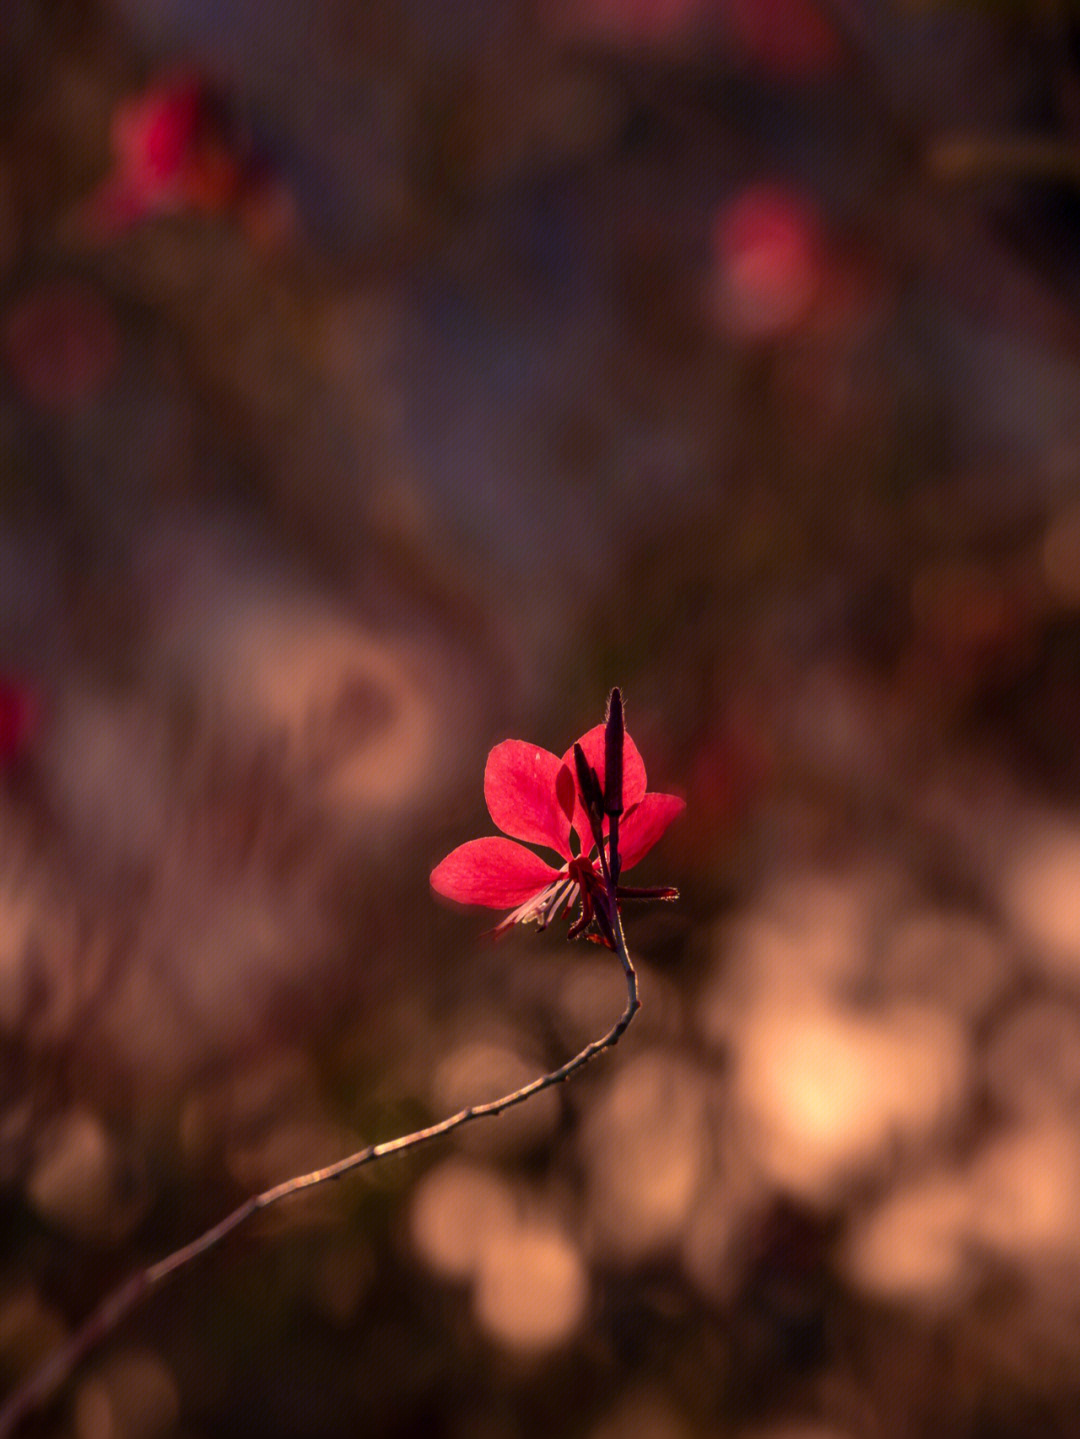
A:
431 720 683 939
78 74 241 238
708 183 825 342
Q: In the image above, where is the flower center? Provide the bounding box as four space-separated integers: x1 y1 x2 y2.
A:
567 855 600 892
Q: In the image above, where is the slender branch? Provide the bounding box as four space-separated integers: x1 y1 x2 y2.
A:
0 933 640 1437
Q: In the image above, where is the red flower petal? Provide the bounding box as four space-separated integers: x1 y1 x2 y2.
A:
556 763 577 824
484 741 573 859
431 837 560 909
617 792 685 870
561 723 647 845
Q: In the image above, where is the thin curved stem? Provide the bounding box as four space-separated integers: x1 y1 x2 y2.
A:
0 930 640 1437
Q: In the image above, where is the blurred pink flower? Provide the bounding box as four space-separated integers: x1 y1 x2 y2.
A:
79 74 241 237
708 183 826 342
431 723 683 938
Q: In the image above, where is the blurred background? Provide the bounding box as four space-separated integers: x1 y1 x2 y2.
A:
8 1 1080 1436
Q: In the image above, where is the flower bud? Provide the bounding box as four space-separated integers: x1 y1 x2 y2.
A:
604 687 624 818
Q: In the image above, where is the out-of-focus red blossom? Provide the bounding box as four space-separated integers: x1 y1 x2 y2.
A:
431 723 683 937
0 678 41 767
708 183 827 343
78 74 242 238
2 281 120 409
717 0 842 79
113 77 204 188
